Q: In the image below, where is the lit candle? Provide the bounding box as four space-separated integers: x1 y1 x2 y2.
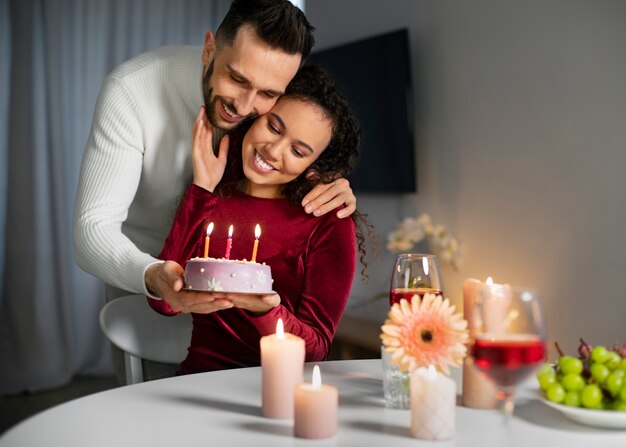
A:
203 222 214 258
410 365 456 441
224 225 233 259
480 277 512 334
260 318 305 419
462 277 498 409
251 224 261 262
294 365 338 439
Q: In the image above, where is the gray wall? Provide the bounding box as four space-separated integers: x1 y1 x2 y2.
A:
308 0 626 353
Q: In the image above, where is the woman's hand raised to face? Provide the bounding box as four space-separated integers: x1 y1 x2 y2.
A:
192 106 230 192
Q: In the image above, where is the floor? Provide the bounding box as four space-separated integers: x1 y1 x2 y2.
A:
0 376 119 436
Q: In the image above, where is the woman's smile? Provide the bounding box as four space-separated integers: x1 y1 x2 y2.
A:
253 151 276 173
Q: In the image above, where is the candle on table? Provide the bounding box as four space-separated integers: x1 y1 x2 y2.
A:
260 318 305 419
224 225 233 259
410 365 456 441
462 277 499 409
294 365 338 439
251 224 261 262
203 222 214 258
480 277 512 334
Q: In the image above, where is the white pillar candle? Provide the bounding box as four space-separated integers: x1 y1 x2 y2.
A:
410 366 456 441
480 278 512 334
462 278 499 409
260 318 305 419
294 365 338 439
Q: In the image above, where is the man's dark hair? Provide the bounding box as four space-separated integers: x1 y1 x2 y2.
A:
216 0 315 65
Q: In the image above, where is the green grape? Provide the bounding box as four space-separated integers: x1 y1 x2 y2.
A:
561 373 585 391
537 371 557 391
606 372 624 397
620 386 626 402
591 346 610 364
581 384 603 409
546 383 566 403
559 356 583 375
590 362 610 384
614 401 626 412
620 358 626 372
606 351 622 370
536 363 555 377
563 390 581 407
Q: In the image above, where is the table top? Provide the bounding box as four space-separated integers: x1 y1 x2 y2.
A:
2 359 625 447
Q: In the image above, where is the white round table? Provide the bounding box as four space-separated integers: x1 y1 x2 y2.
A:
1 359 624 446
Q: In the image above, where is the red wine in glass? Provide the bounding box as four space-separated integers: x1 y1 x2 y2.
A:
389 287 443 306
472 335 546 389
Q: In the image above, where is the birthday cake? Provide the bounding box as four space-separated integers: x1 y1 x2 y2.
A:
183 257 273 294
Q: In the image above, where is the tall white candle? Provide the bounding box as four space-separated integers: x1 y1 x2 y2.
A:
481 277 512 334
294 365 338 439
260 318 305 419
410 366 456 441
462 278 498 409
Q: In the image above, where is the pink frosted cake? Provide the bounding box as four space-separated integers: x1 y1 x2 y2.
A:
184 257 273 294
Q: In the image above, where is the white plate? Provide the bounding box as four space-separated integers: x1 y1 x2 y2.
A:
539 394 626 429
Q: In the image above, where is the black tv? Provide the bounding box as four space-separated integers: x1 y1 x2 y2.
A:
308 29 416 193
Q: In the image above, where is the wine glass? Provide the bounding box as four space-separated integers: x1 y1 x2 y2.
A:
382 254 442 409
468 284 547 423
389 253 443 306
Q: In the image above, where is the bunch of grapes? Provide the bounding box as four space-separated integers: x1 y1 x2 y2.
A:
536 339 626 411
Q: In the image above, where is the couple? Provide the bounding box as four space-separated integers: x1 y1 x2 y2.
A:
150 64 367 374
74 0 368 376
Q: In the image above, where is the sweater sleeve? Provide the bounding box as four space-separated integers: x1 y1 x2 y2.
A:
73 74 156 295
251 213 357 361
147 184 219 315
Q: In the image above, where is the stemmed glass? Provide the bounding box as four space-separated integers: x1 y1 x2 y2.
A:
382 254 442 409
468 284 547 422
389 253 443 306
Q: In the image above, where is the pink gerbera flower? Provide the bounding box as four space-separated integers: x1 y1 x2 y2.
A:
381 293 469 375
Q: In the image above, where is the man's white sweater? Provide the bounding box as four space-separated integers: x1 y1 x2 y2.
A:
73 46 203 296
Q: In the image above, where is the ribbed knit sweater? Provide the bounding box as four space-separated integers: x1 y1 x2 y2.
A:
73 46 204 295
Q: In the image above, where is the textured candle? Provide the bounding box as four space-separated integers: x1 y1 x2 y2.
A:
294 366 338 439
410 366 456 441
462 278 499 409
260 319 305 419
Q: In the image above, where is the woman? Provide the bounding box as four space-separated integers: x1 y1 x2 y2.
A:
150 66 367 374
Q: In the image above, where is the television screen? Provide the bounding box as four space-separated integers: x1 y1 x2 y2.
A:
308 28 416 193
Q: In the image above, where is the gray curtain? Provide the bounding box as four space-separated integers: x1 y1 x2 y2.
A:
0 0 231 395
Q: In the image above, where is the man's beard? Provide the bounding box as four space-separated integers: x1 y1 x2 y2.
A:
202 60 256 127
202 60 257 152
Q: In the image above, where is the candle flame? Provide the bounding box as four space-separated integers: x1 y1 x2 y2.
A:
486 276 493 285
422 257 429 276
228 224 233 238
312 365 321 389
427 364 437 380
255 224 261 239
206 222 214 236
276 318 284 339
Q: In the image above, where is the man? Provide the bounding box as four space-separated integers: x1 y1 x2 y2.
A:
73 0 356 316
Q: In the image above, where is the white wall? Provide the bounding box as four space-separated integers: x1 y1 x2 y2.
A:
308 0 626 353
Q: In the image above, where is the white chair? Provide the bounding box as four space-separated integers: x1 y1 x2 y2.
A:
99 294 192 385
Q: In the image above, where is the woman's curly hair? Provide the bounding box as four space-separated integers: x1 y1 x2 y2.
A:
278 65 360 202
218 65 375 278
